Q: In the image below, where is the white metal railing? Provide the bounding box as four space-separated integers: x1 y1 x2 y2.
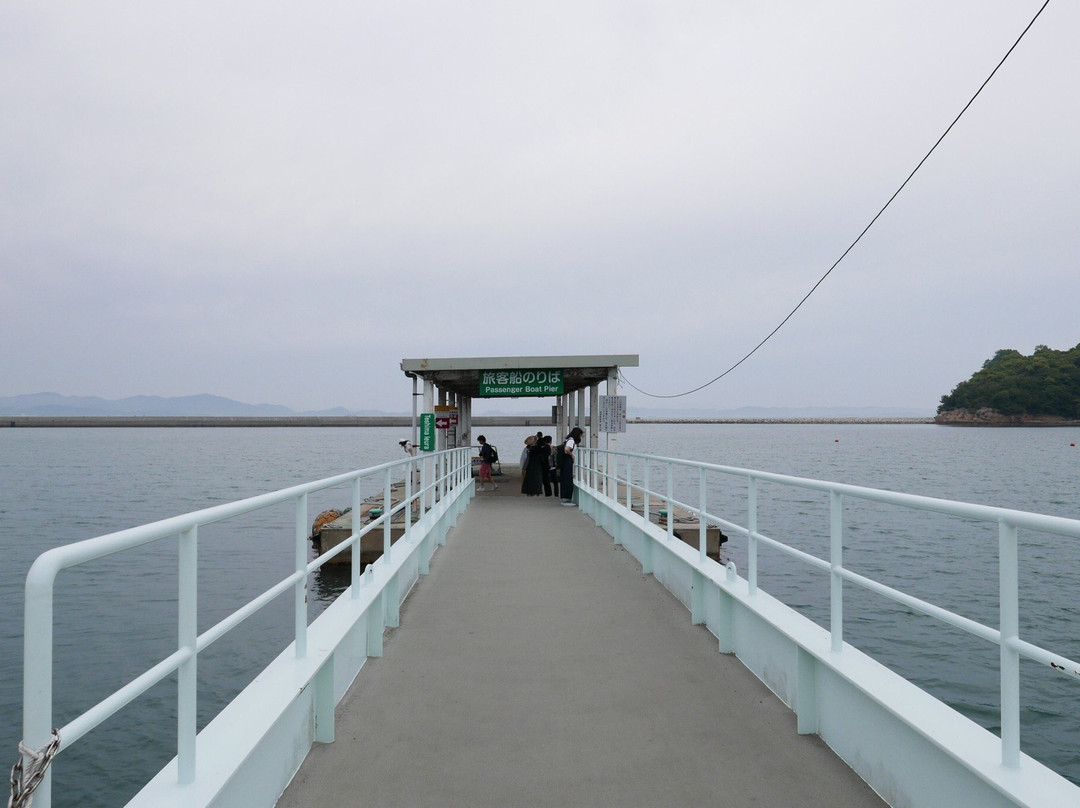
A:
578 447 1080 769
19 447 472 807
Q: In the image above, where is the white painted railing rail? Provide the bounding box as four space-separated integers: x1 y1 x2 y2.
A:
578 447 1080 772
19 447 472 808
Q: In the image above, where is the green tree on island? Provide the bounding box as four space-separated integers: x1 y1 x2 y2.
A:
938 343 1080 418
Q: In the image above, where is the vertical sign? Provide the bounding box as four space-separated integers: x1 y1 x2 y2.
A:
435 405 458 447
419 413 436 451
597 395 627 433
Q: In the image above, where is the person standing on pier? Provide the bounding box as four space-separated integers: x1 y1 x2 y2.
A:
519 435 535 479
477 436 497 491
540 435 555 497
521 436 544 496
560 427 584 506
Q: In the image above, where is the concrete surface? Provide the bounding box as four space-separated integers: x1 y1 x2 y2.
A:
277 488 887 807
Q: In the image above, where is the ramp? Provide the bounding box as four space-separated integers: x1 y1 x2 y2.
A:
277 492 885 807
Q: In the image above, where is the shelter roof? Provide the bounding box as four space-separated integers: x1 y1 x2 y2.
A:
400 355 638 399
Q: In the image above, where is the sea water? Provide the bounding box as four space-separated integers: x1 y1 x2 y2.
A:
1 424 1078 806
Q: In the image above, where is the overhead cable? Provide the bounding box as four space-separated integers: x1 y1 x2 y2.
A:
623 0 1052 400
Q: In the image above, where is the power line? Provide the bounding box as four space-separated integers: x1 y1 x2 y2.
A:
623 0 1052 400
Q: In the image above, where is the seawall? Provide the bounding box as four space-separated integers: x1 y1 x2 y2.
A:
2 416 934 428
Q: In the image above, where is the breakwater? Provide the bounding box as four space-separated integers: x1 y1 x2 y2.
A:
2 416 410 427
2 416 935 428
631 417 934 425
1 415 557 428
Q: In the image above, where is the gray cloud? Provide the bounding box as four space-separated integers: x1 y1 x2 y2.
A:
2 1 1076 413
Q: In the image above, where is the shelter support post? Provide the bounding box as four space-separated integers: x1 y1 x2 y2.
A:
607 369 619 453
589 383 599 448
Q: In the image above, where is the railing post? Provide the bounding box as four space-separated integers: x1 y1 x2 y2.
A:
351 478 362 597
666 462 674 542
404 458 413 541
22 564 54 807
699 467 707 563
626 455 632 510
421 455 429 515
643 461 650 523
177 526 197 783
830 491 843 653
748 476 758 595
294 492 308 658
1000 520 1020 768
599 450 604 497
384 467 393 560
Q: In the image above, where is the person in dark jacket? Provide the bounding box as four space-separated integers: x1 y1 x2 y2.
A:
521 436 544 496
560 427 584 506
540 435 555 497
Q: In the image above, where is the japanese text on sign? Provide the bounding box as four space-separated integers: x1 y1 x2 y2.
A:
478 369 564 397
597 395 627 433
419 413 436 451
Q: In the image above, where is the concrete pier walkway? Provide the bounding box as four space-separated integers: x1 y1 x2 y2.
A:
277 487 886 807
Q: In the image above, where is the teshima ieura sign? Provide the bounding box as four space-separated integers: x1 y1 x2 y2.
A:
478 368 564 397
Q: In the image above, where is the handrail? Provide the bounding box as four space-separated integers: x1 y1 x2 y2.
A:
578 447 1080 770
20 447 472 806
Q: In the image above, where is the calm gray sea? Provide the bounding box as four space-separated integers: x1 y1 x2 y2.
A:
2 424 1079 806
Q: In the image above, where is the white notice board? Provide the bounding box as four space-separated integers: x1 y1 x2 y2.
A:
597 395 627 433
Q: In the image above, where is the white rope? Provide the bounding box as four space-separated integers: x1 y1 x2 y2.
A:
8 730 60 808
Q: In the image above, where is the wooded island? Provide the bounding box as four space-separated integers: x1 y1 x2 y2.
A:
935 343 1080 425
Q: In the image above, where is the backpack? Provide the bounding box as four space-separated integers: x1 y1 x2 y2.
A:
487 444 499 463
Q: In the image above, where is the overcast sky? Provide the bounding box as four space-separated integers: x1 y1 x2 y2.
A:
2 1 1076 414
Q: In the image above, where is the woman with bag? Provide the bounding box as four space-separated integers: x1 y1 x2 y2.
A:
560 427 584 506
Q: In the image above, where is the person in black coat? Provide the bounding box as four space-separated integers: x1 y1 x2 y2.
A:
521 436 544 496
539 435 555 497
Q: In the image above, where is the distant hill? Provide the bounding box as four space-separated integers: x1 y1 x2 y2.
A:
937 344 1080 421
0 393 399 418
0 393 929 420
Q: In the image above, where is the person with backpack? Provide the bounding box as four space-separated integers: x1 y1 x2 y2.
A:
560 426 584 506
477 435 498 491
540 435 556 497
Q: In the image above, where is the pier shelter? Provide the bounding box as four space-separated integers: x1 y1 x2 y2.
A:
400 354 638 450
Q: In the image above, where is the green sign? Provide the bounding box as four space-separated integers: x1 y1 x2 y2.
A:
478 369 564 397
419 412 436 451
